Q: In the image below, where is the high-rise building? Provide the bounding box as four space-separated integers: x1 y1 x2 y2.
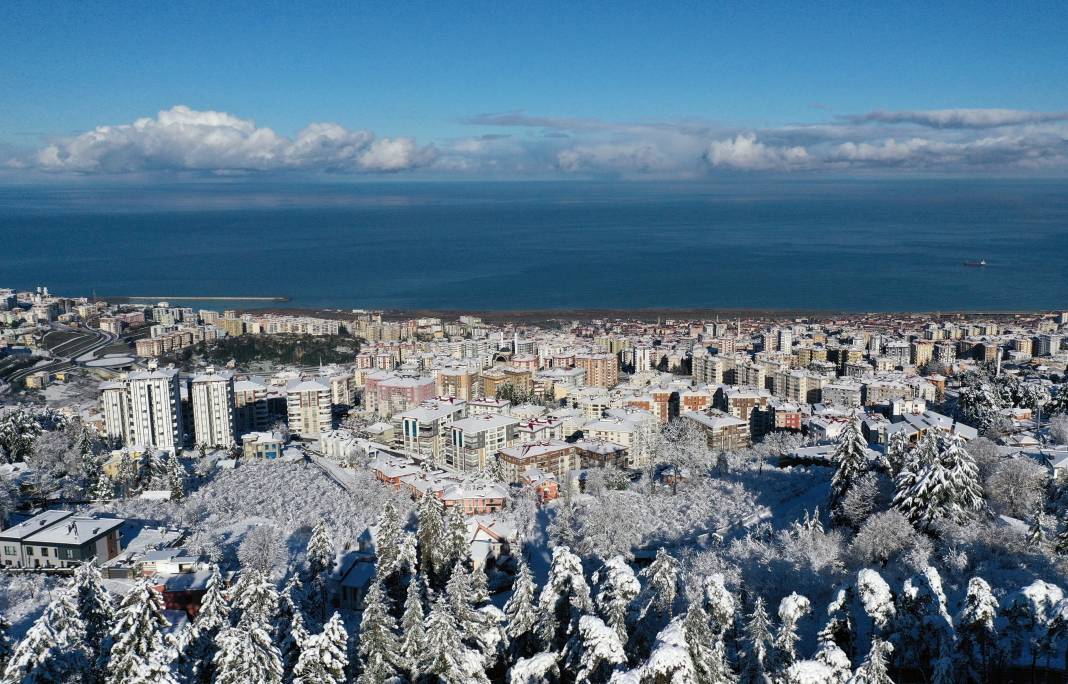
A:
575 352 619 388
233 379 270 435
189 368 236 448
100 367 184 452
285 379 333 438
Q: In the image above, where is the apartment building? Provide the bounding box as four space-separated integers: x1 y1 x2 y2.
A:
233 379 270 435
447 414 518 473
285 379 333 438
189 368 236 448
575 352 620 388
497 440 576 483
399 398 467 466
681 411 751 452
99 367 184 452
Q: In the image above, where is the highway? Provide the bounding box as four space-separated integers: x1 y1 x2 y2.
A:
2 323 118 386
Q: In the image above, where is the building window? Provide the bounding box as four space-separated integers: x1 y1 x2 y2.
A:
25 547 33 556
2 545 14 555
40 548 48 557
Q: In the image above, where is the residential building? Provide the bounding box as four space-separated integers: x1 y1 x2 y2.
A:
189 368 236 448
447 414 518 473
0 510 124 568
497 440 576 483
285 379 333 438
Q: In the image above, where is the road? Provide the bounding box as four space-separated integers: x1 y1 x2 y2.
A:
3 323 118 386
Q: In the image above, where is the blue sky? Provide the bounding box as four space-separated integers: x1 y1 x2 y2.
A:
3 1 1068 179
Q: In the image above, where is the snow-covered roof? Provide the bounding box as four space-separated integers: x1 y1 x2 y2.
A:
0 509 73 540
25 516 124 545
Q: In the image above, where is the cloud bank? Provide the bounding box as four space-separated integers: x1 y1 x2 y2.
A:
9 105 1068 178
21 105 437 174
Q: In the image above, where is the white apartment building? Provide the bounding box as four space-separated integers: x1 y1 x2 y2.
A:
233 379 269 435
102 367 184 452
190 368 236 448
447 413 518 473
400 398 467 466
286 379 333 438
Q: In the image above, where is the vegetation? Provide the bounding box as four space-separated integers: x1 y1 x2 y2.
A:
168 334 358 367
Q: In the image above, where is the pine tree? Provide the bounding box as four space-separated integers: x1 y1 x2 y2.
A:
594 556 640 644
400 576 427 678
0 617 10 674
104 579 177 684
851 638 894 684
818 588 854 664
1028 507 1047 549
684 605 736 684
91 473 115 500
423 596 467 684
1055 513 1068 554
214 621 283 684
280 611 309 680
955 577 998 684
3 587 88 684
940 433 984 514
305 520 335 621
374 501 403 579
294 612 348 684
142 448 167 488
442 503 470 573
73 560 115 666
416 492 445 578
505 557 538 657
640 547 680 621
446 563 484 645
741 597 773 684
773 593 811 673
180 565 230 684
569 615 626 684
167 454 186 501
537 546 593 653
830 419 869 518
356 580 401 683
233 569 280 626
884 430 911 477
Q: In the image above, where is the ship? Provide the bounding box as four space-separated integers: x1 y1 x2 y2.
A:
963 259 987 267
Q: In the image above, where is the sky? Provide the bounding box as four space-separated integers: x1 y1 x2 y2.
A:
2 1 1068 180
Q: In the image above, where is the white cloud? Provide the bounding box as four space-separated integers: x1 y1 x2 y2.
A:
26 105 436 174
845 108 1068 129
705 134 810 171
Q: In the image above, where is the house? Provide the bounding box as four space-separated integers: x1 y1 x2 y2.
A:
336 555 376 610
0 510 124 568
520 467 560 502
241 431 285 459
469 518 517 570
153 568 214 619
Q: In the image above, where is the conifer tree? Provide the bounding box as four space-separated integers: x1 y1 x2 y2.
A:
0 616 10 674
568 615 626 684
400 576 427 678
295 612 348 684
446 563 484 645
416 492 445 578
356 580 401 684
684 605 736 684
233 569 280 626
594 556 640 644
505 557 538 657
850 638 894 684
1027 507 1047 549
830 419 869 518
374 501 403 579
955 577 997 684
940 433 984 514
443 503 470 573
167 454 186 501
423 596 467 684
104 579 177 684
773 593 811 673
280 611 309 680
884 430 911 477
741 597 773 684
180 565 230 684
3 587 88 684
214 620 283 684
640 547 680 621
305 520 335 620
537 546 593 653
1055 513 1068 554
73 561 115 666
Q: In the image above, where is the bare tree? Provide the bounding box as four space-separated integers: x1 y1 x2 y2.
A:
238 524 287 578
986 458 1048 519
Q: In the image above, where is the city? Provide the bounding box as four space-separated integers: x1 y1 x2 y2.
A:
1 284 1067 681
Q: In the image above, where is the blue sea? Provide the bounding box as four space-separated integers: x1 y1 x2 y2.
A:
2 179 1066 312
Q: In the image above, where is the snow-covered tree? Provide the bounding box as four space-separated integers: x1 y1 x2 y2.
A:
417 492 446 579
774 593 811 673
356 579 401 683
702 572 737 636
400 575 427 678
849 639 893 684
506 557 539 658
884 431 911 477
214 620 283 684
423 596 480 684
294 612 348 684
1056 513 1068 555
567 615 626 684
280 611 309 680
853 570 898 648
167 454 186 501
818 588 854 666
73 560 115 666
594 556 640 644
829 419 870 520
3 586 87 684
0 408 43 462
442 503 471 573
537 545 593 653
684 605 736 683
232 569 280 626
955 577 997 683
238 524 286 578
306 519 336 579
1027 507 1047 549
104 578 177 684
895 567 953 677
940 433 984 514
957 369 1004 433
179 564 230 683
740 597 773 684
988 457 1047 519
639 547 680 622
373 501 403 579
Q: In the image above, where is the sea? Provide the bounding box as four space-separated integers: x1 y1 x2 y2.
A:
1 179 1066 313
